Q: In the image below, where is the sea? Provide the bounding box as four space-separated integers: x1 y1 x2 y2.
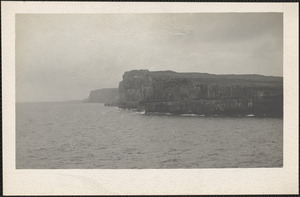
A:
16 102 283 169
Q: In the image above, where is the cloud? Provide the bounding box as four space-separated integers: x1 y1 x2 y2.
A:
16 13 283 102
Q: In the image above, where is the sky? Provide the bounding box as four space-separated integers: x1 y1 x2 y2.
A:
16 13 283 102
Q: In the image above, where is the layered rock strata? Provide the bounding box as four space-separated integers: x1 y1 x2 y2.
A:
118 70 283 117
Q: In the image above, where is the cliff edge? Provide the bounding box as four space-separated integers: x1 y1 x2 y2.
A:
118 70 283 117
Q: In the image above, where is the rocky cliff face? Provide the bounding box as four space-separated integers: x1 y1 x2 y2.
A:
87 88 119 104
118 70 283 117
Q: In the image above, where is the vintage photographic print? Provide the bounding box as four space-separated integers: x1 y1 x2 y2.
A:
2 2 298 195
16 13 283 169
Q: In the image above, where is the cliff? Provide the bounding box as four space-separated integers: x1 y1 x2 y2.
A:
87 88 119 104
118 70 283 117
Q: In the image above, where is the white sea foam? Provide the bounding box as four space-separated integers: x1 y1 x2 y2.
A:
180 114 198 117
135 111 145 115
145 112 173 116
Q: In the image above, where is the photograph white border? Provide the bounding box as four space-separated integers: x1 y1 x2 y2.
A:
2 2 299 195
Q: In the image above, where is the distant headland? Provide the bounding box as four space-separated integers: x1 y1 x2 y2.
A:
87 70 283 117
86 88 119 104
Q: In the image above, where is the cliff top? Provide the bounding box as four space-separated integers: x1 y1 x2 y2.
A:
122 69 283 87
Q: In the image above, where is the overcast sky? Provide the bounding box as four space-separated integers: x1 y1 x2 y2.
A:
16 13 283 102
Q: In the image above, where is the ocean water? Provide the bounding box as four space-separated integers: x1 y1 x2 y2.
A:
16 103 283 169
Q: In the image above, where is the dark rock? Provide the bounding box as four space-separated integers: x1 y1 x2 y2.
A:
104 101 119 107
118 70 283 117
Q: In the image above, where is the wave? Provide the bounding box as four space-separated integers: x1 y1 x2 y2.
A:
144 112 173 116
180 114 205 117
135 111 146 115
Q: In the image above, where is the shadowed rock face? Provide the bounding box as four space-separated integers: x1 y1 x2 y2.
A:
87 88 119 104
118 70 283 117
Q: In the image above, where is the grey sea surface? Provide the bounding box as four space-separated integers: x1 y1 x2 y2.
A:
16 103 283 169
